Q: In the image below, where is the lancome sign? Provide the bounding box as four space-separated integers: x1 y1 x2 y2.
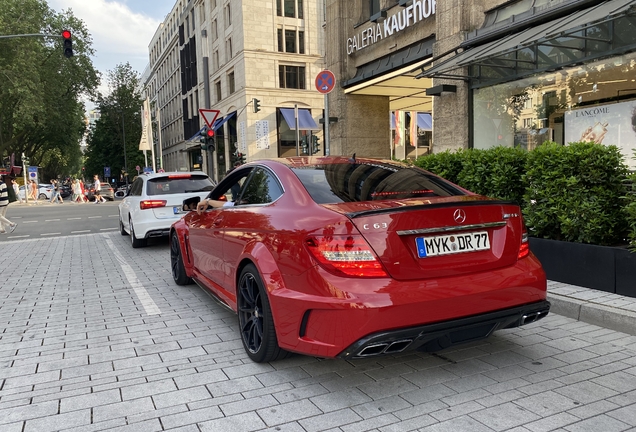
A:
347 0 436 55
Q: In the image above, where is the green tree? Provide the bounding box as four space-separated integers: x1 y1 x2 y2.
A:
84 63 144 184
0 0 99 179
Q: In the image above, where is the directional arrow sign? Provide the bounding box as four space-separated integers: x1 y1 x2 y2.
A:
199 109 221 129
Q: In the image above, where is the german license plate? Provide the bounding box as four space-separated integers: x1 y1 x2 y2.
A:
173 206 183 215
416 231 490 258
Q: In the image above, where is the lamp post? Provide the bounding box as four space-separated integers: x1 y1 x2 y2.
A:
121 110 128 188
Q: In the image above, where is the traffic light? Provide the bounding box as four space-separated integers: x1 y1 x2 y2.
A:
236 152 246 164
300 135 309 155
252 98 261 113
311 135 320 155
62 30 73 58
199 127 215 151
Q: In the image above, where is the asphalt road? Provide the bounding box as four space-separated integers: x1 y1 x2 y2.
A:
0 200 120 241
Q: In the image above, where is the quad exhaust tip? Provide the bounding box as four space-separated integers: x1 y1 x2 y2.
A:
521 310 549 325
357 339 413 357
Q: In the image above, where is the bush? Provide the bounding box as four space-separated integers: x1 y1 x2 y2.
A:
625 171 636 250
414 147 527 204
413 150 464 184
523 142 629 246
456 147 528 205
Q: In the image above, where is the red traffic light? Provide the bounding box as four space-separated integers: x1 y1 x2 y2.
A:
206 129 215 137
62 30 72 39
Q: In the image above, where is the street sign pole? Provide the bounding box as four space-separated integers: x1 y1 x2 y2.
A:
315 70 336 156
324 94 330 155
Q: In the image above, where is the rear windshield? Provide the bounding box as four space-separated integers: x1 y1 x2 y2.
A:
292 162 466 204
147 175 214 196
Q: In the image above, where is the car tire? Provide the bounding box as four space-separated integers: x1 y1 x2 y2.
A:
129 218 147 248
237 264 288 363
38 193 47 200
119 216 128 236
170 234 192 285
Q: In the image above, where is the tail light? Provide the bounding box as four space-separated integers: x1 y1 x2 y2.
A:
140 200 167 210
304 235 388 278
518 226 530 259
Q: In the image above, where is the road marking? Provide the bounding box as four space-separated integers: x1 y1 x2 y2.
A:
71 230 91 234
41 233 62 236
88 216 102 219
104 237 161 316
45 219 60 222
108 215 119 218
67 217 82 220
22 221 38 224
100 228 117 231
7 235 29 239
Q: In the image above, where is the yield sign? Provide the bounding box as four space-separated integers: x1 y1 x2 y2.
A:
199 109 221 129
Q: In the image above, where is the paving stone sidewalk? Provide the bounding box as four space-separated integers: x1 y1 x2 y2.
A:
1 233 635 432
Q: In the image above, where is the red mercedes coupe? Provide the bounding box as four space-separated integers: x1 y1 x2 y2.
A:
170 156 549 362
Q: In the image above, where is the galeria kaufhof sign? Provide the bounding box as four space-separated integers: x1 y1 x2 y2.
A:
347 0 436 55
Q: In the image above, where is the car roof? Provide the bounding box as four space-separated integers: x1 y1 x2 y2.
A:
248 155 409 170
139 171 209 180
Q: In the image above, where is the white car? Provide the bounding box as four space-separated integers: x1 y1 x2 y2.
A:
18 184 54 200
118 172 215 248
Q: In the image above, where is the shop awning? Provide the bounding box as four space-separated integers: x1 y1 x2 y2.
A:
418 0 636 87
212 112 236 131
280 108 319 130
417 113 432 131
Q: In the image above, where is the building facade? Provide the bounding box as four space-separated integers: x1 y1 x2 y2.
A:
326 0 636 169
147 0 326 181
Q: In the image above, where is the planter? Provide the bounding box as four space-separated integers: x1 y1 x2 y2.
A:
529 237 636 298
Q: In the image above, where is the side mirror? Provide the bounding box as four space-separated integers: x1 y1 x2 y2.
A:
182 196 201 211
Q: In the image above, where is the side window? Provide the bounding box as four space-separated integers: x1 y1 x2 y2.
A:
212 167 252 202
130 179 143 196
239 168 283 205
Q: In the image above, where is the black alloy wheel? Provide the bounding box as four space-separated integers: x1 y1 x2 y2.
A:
170 234 192 285
237 264 288 363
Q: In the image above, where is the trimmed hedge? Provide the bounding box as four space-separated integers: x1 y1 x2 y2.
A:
413 142 633 247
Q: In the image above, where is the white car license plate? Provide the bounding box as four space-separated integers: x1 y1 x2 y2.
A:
173 206 184 215
416 231 490 258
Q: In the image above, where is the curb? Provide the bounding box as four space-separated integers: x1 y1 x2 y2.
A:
548 292 636 336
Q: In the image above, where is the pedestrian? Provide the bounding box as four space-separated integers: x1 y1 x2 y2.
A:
72 179 82 203
29 179 38 204
49 179 63 204
0 176 18 234
93 175 106 203
79 179 87 202
11 179 23 204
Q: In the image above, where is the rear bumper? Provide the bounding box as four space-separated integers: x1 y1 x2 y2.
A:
337 300 550 358
268 254 548 358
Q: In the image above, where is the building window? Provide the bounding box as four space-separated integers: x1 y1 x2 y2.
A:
215 80 222 102
226 38 233 61
370 0 380 16
284 30 296 53
277 0 303 18
213 50 219 71
228 71 235 94
225 3 231 27
211 19 217 41
191 9 195 30
278 29 304 54
279 65 305 89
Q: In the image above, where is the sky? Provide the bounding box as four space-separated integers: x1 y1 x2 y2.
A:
48 0 177 100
